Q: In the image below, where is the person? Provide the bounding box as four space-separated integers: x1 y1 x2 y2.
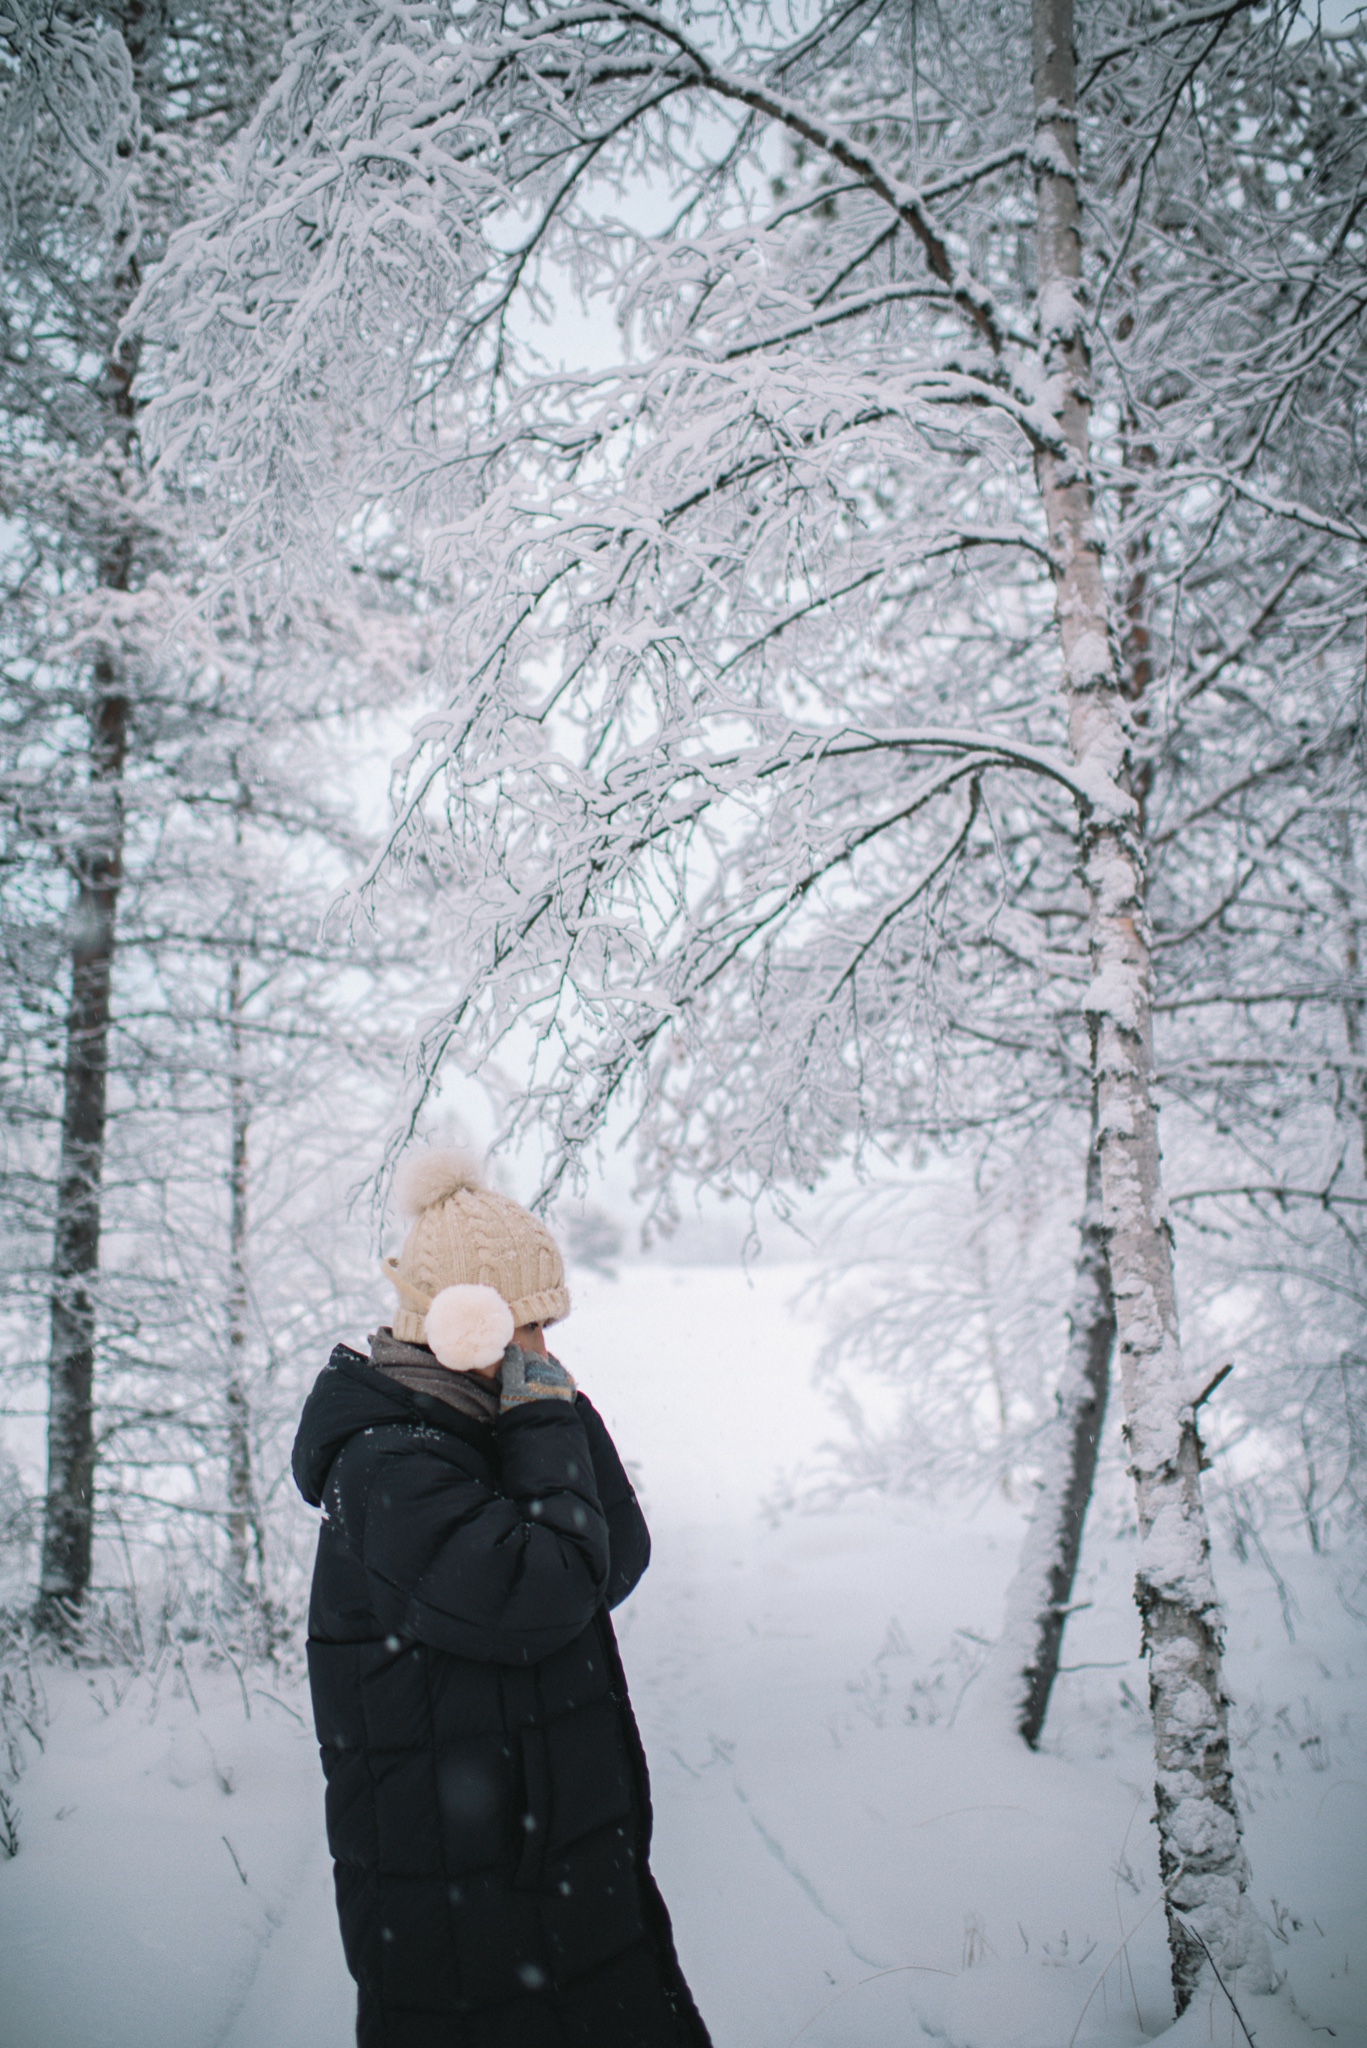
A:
291 1151 713 2048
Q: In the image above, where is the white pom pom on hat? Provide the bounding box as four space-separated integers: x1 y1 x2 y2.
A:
395 1147 486 1218
423 1284 515 1372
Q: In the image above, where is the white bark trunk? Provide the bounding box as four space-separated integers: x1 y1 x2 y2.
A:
1031 0 1271 2007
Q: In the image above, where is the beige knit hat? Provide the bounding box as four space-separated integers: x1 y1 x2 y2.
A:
382 1150 570 1355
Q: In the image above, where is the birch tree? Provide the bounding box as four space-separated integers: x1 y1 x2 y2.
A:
135 0 1367 1999
1023 24 1262 1978
856 2 1365 1743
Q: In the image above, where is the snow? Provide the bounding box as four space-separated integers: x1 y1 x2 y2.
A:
1036 279 1084 346
1031 130 1078 181
1085 960 1144 1033
1067 632 1112 691
2 1263 1364 2048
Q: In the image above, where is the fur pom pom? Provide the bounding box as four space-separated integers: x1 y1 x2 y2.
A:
395 1147 486 1218
424 1284 514 1372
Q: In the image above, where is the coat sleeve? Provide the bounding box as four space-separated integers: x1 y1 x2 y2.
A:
575 1395 651 1610
327 1402 611 1664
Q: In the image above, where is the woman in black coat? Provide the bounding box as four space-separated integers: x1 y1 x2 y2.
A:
291 1151 712 2048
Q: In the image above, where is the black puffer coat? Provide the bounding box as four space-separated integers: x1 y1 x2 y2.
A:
293 1346 712 2048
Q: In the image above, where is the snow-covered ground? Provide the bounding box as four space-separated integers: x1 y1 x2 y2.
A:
2 1263 1363 2048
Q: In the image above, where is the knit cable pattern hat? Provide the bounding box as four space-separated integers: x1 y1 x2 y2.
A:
383 1149 570 1348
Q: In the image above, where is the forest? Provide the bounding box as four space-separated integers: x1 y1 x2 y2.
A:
0 1 1363 2044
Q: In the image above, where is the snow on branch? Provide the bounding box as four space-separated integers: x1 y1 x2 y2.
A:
0 5 139 263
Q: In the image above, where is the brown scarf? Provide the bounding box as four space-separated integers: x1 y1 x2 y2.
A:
368 1328 502 1426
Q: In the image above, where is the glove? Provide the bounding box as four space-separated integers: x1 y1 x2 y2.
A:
500 1346 577 1412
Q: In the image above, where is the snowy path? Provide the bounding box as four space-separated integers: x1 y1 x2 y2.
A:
215 1831 353 2048
2 1264 1364 2047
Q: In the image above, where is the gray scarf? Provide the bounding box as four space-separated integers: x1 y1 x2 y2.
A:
368 1328 502 1426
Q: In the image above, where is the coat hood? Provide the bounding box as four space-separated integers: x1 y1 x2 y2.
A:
292 1344 490 1507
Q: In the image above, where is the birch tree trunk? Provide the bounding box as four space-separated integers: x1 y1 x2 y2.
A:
991 1111 1113 1748
1031 0 1271 2006
36 654 128 1630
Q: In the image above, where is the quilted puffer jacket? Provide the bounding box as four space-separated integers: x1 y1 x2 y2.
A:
292 1344 713 2048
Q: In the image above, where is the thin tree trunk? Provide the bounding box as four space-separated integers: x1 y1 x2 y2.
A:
224 949 263 1607
36 665 128 1630
1335 808 1365 1176
993 1109 1114 1748
34 224 140 1628
1031 0 1271 2006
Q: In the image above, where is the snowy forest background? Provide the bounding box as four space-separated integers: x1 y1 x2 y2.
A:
0 0 1364 2042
